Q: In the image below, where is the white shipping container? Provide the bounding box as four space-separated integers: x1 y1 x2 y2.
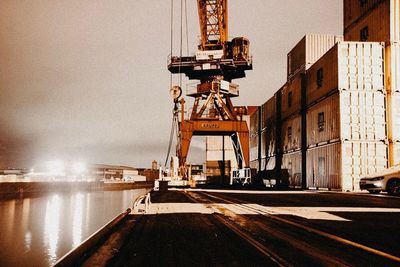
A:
306 141 387 191
282 115 301 153
282 151 302 188
309 90 388 153
287 34 343 80
340 90 386 141
390 92 400 141
386 43 400 92
206 136 238 169
393 142 400 165
341 141 388 191
307 42 384 106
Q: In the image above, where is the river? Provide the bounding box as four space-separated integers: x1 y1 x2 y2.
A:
0 188 150 266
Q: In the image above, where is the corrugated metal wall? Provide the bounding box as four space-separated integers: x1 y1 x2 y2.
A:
281 74 302 119
307 93 340 146
307 42 384 107
344 0 399 44
287 34 343 80
206 136 238 169
306 142 341 190
340 91 386 141
393 142 400 165
392 92 400 141
343 0 384 31
282 151 302 188
341 141 388 191
386 43 400 92
282 115 302 153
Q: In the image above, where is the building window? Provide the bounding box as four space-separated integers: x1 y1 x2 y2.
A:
318 112 325 132
288 126 292 142
317 68 323 88
288 91 292 108
360 26 369 41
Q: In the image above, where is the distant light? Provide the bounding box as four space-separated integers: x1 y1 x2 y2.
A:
45 160 65 176
72 162 86 175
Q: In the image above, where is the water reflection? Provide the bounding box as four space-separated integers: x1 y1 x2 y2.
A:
0 188 149 267
72 193 83 247
44 194 61 265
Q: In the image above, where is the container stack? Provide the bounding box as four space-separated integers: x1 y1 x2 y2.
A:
306 42 387 191
280 76 303 187
283 35 342 188
250 108 260 170
343 0 400 166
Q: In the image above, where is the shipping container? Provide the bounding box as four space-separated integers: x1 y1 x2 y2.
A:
344 0 384 30
307 90 386 146
306 141 387 191
250 160 259 170
344 0 400 44
206 136 238 169
282 151 302 188
264 95 276 123
306 42 384 106
287 34 343 80
341 141 388 191
282 115 302 153
281 74 302 120
393 142 400 165
390 92 400 141
250 107 259 138
250 132 258 162
386 43 400 92
259 104 265 131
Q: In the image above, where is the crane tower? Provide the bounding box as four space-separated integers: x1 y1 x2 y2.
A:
168 0 252 177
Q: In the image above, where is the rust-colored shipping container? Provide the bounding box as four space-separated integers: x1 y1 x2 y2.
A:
306 42 384 107
281 74 302 120
307 90 386 146
282 151 302 188
281 115 301 153
344 0 400 44
287 34 343 80
264 95 276 123
306 141 387 191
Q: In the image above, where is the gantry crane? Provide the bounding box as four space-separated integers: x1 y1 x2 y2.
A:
167 0 252 179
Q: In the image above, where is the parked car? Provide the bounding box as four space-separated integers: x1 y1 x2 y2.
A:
359 165 400 195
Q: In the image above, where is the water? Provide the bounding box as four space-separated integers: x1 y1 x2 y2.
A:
0 188 150 266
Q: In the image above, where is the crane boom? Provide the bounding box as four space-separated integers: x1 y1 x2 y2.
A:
197 0 228 51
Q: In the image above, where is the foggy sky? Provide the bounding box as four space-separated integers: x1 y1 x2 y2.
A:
0 1 342 169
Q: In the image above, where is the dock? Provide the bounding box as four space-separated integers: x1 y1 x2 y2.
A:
56 189 400 267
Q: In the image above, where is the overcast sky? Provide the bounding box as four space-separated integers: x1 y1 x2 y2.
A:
0 0 342 169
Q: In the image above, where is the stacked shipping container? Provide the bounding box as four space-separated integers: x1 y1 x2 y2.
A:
344 0 400 166
247 2 398 192
306 42 387 191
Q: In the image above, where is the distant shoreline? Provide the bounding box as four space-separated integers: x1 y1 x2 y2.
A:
0 181 154 199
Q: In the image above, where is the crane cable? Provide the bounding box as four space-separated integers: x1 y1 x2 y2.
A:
164 0 186 167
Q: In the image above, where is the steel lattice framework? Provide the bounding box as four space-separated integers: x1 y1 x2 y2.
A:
197 0 228 50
